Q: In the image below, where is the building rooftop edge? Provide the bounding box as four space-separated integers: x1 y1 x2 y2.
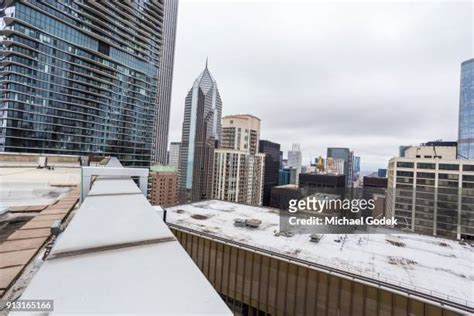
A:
222 114 261 121
389 157 474 164
461 58 474 66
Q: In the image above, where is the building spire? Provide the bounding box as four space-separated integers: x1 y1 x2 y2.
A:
205 56 208 69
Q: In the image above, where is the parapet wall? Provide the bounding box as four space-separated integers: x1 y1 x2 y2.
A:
0 152 81 166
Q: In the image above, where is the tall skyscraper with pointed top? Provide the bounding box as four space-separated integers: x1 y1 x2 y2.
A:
178 62 223 202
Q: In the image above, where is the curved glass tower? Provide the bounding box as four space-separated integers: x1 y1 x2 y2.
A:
152 0 179 164
458 58 474 159
178 62 222 202
0 1 166 166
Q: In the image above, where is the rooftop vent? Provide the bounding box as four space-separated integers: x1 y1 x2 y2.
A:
191 214 208 220
245 218 262 228
234 218 262 228
310 234 323 243
275 231 294 237
233 218 246 227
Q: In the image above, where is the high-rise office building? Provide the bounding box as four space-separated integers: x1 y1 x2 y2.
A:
212 115 264 206
279 167 297 185
152 0 179 164
259 140 281 206
287 143 302 183
221 114 260 154
327 148 354 187
178 62 222 202
213 150 265 206
386 158 474 240
299 173 346 188
0 1 168 166
458 58 474 159
353 156 361 180
168 141 181 171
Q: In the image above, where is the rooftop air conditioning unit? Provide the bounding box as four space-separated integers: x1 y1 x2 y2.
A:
310 234 323 243
233 218 246 227
245 218 262 228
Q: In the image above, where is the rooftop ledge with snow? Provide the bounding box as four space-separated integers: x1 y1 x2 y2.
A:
162 200 474 308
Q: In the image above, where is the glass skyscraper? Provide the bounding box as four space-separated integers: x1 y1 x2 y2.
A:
178 62 222 202
458 58 474 159
0 0 167 166
152 0 178 165
327 147 354 187
259 139 281 206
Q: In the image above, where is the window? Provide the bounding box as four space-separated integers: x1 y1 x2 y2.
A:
417 172 435 179
397 162 414 168
439 164 459 171
417 163 435 169
397 171 414 177
463 165 474 172
439 173 459 180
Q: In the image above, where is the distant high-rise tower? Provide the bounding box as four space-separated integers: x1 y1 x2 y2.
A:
353 156 361 181
213 115 265 206
0 1 168 166
221 115 261 154
287 144 302 184
259 140 281 206
327 148 354 187
153 0 179 164
168 142 181 171
458 58 474 159
178 62 222 202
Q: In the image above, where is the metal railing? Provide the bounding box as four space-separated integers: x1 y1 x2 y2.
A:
169 223 474 314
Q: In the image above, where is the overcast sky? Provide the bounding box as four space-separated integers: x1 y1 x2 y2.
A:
168 0 473 172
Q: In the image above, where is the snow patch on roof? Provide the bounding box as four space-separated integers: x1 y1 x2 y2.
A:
164 200 474 305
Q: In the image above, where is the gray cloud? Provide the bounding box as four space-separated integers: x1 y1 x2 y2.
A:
168 0 473 171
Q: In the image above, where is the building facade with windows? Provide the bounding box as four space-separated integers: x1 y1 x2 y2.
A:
0 0 168 166
327 147 354 187
178 62 222 203
386 158 474 240
259 140 281 206
212 115 264 206
148 165 178 207
221 114 260 155
168 141 180 171
212 149 265 206
353 156 360 181
152 0 178 164
287 143 302 184
458 58 474 159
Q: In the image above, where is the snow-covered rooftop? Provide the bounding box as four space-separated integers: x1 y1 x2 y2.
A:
14 163 231 315
165 200 474 309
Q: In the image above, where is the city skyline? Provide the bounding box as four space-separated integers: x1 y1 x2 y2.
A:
168 0 472 171
0 1 472 315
